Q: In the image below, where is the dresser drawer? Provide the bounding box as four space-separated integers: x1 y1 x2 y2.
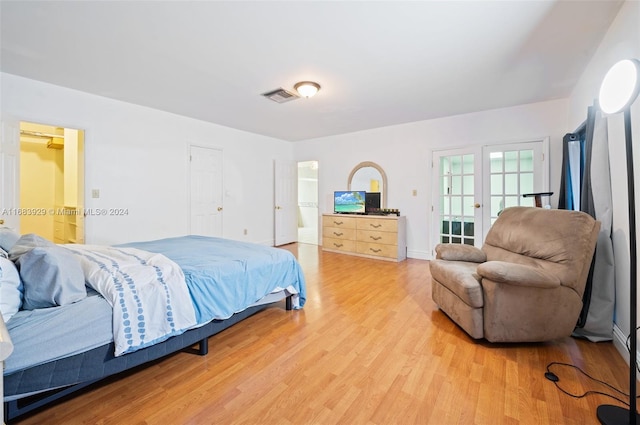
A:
323 226 356 241
356 229 397 245
357 217 398 232
323 237 356 252
323 215 357 229
356 242 398 258
321 214 406 262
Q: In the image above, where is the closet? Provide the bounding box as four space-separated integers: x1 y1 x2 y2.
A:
19 121 84 243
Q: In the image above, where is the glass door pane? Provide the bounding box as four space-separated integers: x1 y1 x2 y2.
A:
432 140 548 258
433 148 482 250
482 141 546 234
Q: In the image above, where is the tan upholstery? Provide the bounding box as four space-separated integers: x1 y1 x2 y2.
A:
430 207 600 343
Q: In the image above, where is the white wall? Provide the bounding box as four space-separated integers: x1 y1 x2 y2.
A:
567 0 640 362
294 99 568 259
1 73 294 246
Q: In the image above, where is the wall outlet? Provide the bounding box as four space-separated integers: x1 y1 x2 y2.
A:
92 189 100 198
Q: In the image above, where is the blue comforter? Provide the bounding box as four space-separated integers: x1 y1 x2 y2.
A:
119 235 307 324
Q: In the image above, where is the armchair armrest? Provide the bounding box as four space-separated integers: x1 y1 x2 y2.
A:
477 261 561 289
435 243 486 263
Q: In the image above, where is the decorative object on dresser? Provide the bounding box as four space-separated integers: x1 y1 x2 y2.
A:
322 214 406 262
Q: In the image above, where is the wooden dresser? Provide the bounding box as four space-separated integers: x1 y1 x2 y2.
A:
322 214 407 262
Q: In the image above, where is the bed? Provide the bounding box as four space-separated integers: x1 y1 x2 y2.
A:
0 232 306 422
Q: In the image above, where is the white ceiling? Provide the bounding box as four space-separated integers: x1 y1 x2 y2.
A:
0 1 623 142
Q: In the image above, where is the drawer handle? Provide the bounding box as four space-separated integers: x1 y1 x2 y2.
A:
333 231 344 237
369 248 382 253
369 223 382 228
333 242 344 248
370 236 382 241
333 221 344 225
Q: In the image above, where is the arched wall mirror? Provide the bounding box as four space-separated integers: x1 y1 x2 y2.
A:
348 161 387 208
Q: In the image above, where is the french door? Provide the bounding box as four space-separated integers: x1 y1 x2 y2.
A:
433 147 483 248
432 139 548 254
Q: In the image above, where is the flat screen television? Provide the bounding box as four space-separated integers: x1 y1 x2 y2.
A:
365 192 381 212
334 190 366 214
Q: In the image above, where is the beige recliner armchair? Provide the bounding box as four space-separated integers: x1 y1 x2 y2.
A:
430 206 600 343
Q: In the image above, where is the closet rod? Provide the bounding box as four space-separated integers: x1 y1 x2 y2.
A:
20 130 65 139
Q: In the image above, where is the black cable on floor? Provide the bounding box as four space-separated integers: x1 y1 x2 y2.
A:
546 327 640 406
545 361 635 406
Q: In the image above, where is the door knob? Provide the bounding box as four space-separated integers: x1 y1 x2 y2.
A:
217 207 223 211
0 219 4 225
474 203 481 208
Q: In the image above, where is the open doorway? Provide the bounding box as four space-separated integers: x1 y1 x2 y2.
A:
297 160 318 245
19 121 85 243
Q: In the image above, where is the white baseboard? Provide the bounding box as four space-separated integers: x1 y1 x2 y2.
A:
612 323 640 382
407 249 430 260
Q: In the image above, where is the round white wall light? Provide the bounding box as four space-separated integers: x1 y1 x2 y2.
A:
599 58 640 114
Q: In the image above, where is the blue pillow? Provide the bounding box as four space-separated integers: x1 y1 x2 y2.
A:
9 234 86 310
16 245 86 310
0 257 22 322
0 228 20 252
8 233 53 261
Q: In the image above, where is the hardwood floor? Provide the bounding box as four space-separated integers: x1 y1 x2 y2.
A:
12 243 633 424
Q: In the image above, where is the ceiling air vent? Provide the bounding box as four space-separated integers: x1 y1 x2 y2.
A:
261 87 299 104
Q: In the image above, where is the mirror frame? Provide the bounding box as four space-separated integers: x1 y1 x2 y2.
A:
347 161 387 208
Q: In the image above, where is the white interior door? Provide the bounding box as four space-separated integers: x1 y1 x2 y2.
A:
432 147 483 251
274 159 297 246
0 117 20 231
189 145 223 237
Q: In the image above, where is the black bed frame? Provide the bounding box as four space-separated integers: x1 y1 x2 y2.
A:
4 296 292 422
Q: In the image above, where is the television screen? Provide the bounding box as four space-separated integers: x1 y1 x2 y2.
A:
334 190 366 214
365 192 381 212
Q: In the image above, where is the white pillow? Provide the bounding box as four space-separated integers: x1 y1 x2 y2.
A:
0 257 22 322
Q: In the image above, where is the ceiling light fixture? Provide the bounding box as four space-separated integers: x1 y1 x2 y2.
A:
294 81 321 98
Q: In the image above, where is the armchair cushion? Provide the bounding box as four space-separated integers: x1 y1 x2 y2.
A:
477 261 561 289
435 244 486 263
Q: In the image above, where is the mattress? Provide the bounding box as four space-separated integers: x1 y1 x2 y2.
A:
4 288 112 375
